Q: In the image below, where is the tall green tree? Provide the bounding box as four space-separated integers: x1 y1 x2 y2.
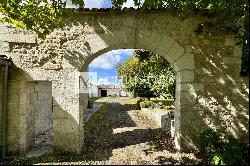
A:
117 50 175 99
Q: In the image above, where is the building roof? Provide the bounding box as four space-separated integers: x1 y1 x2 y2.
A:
97 84 121 89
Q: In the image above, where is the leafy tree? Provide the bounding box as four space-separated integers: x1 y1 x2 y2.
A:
117 50 175 99
0 0 84 38
112 0 249 76
1 0 248 74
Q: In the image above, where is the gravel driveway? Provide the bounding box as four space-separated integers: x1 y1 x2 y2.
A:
1 97 206 165
82 97 205 165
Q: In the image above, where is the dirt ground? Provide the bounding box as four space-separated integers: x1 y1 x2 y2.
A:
0 97 207 165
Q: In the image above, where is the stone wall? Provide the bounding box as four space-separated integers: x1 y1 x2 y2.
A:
141 108 171 128
33 82 52 137
0 66 3 144
0 10 248 154
88 84 98 98
21 81 53 150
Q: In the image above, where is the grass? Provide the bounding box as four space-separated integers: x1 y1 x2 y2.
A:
85 103 108 131
89 97 102 102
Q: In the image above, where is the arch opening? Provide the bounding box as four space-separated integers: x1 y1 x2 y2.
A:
81 48 185 161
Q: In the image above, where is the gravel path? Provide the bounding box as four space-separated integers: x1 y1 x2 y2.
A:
1 97 206 165
82 97 205 165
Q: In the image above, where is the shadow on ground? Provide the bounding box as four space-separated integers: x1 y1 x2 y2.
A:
83 99 206 164
0 98 207 165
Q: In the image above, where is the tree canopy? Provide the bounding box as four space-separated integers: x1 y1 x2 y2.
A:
117 50 175 99
1 0 248 75
0 0 84 38
113 0 249 76
1 0 248 38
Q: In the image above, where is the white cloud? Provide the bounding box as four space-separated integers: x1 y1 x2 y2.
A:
98 77 110 84
122 0 135 8
122 0 145 8
96 76 122 85
89 53 121 70
89 49 133 70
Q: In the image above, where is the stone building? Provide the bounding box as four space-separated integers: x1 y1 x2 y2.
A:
88 84 130 97
88 83 99 98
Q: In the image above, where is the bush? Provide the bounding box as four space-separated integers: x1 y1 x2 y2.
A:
140 100 155 108
137 98 146 109
200 129 249 165
152 99 175 106
155 101 165 109
167 111 174 119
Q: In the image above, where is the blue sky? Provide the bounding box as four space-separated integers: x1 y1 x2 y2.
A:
65 0 138 85
89 49 134 85
66 0 137 8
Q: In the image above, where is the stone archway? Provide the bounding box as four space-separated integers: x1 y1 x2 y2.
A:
83 40 194 151
0 10 248 155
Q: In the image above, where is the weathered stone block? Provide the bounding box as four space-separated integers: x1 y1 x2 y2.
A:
53 105 69 119
176 83 204 92
167 41 185 62
0 27 10 34
0 34 37 43
174 54 195 71
8 93 20 103
224 37 236 46
234 46 242 57
176 70 194 83
53 118 79 133
0 41 10 52
223 57 242 64
204 39 210 45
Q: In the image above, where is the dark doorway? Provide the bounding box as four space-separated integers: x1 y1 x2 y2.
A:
101 90 107 97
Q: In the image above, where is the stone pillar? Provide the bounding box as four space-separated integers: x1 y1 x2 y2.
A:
174 82 205 151
52 71 85 154
0 67 3 143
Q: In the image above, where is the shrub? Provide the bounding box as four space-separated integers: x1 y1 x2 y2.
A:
155 101 165 109
152 99 175 106
167 111 174 119
221 136 248 165
140 100 155 108
200 129 221 153
137 98 146 109
200 129 249 165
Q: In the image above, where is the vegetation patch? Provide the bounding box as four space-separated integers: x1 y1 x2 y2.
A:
85 103 108 131
139 100 155 108
151 99 175 106
200 129 249 165
138 98 175 112
167 110 174 119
